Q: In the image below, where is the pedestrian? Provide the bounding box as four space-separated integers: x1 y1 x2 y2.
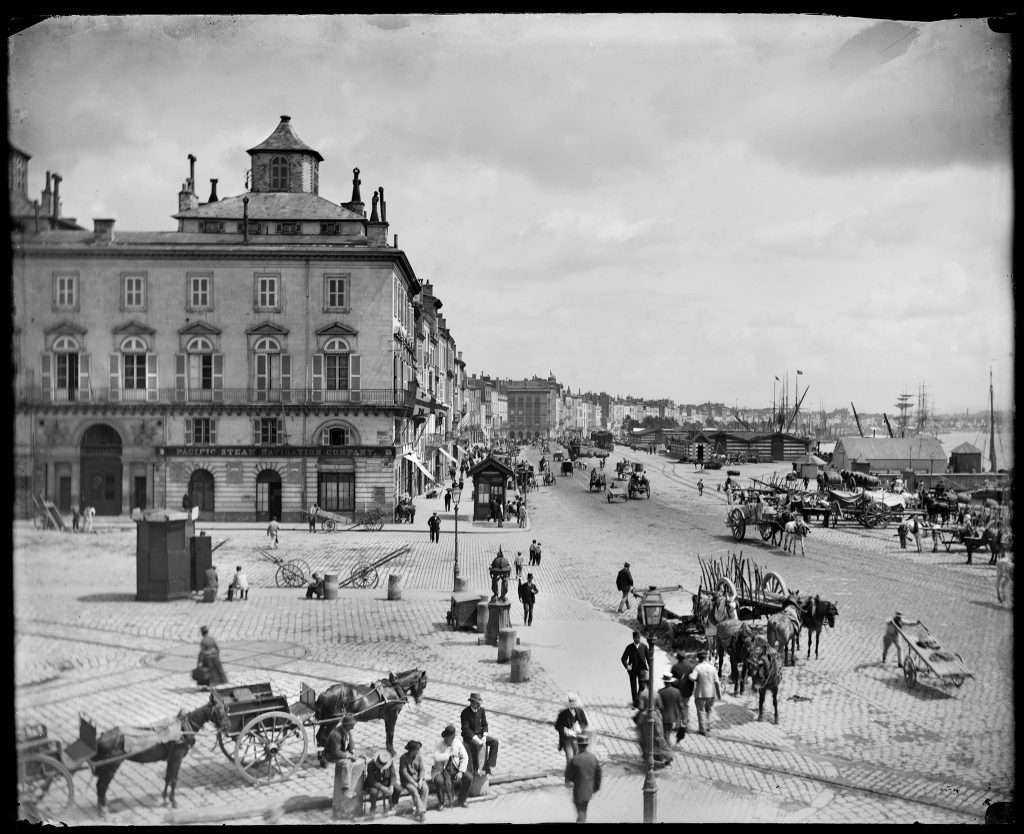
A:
324 714 356 764
431 724 471 809
633 682 672 767
71 503 81 533
657 674 685 744
398 739 429 822
882 611 918 665
227 565 249 601
620 630 649 709
528 540 538 566
554 693 589 766
897 519 908 549
669 652 697 742
489 548 511 602
204 564 219 597
514 551 525 580
615 561 634 613
182 492 193 512
910 514 923 553
517 503 527 528
364 751 402 815
428 512 441 543
308 502 319 533
518 572 538 626
460 692 499 776
267 516 280 548
444 488 452 512
193 624 228 686
697 479 704 497
564 730 602 823
687 650 722 735
534 541 542 566
83 504 96 533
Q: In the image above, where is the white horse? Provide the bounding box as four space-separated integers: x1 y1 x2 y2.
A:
996 554 1014 604
783 518 810 556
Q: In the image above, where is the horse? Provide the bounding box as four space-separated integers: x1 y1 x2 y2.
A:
314 668 428 758
746 637 783 724
394 500 415 524
996 554 1014 605
561 460 574 478
782 518 810 556
717 620 761 695
798 595 838 660
92 697 226 816
766 596 802 667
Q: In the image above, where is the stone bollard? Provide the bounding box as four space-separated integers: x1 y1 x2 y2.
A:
324 573 339 600
510 648 531 682
475 600 489 633
387 574 403 601
485 601 511 647
332 756 366 820
497 628 516 662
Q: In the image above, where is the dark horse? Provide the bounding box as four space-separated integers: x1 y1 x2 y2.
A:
93 697 226 815
766 595 802 667
314 668 428 758
799 595 838 660
747 636 783 724
717 620 762 695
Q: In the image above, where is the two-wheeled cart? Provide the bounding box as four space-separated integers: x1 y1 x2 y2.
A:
256 547 313 589
305 506 386 533
892 620 973 690
337 545 411 590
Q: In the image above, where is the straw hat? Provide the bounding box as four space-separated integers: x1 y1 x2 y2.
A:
468 692 483 704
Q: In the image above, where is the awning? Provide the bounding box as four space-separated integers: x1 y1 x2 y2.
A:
403 452 436 482
437 447 459 466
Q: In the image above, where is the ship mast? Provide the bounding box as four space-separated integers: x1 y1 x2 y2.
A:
989 367 997 473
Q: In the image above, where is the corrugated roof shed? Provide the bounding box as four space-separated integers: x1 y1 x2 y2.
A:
836 436 946 461
950 442 981 455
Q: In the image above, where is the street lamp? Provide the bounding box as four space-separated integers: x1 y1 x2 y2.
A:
638 587 665 824
451 482 465 592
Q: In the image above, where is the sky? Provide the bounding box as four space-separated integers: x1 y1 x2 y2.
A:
8 14 1014 416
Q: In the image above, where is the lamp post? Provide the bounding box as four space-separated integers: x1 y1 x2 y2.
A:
451 482 465 592
638 587 665 824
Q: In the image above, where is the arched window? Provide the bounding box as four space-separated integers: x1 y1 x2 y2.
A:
186 336 214 395
321 426 349 446
186 336 213 353
47 336 82 401
53 336 79 353
253 337 281 398
121 336 147 391
188 469 215 515
270 156 289 191
323 338 349 392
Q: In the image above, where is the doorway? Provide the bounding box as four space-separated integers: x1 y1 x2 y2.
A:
80 424 123 515
256 469 282 521
133 475 147 511
189 469 215 517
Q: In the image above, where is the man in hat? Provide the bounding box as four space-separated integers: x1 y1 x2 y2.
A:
687 650 722 736
670 652 697 741
882 611 918 665
554 693 589 765
460 692 499 776
324 714 356 764
518 573 539 626
620 630 649 709
364 750 401 814
616 562 634 613
431 724 471 808
306 572 325 599
398 739 428 821
564 730 602 823
657 674 685 744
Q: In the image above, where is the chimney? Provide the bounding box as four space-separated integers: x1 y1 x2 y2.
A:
93 218 115 242
41 170 52 218
367 186 389 245
188 154 196 192
207 179 219 202
33 200 40 234
379 187 387 223
341 167 365 215
51 173 62 221
243 196 250 243
179 155 200 213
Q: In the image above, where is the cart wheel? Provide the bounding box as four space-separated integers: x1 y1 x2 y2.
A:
758 521 773 541
715 577 737 598
761 571 789 597
903 658 918 689
293 560 312 583
18 753 74 821
728 509 746 542
217 731 235 761
351 563 380 589
830 502 842 525
361 514 384 532
276 563 306 588
950 675 965 688
234 711 308 785
323 518 337 533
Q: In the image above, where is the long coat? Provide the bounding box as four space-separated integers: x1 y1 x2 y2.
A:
565 749 602 804
616 568 634 593
656 684 683 729
554 706 589 751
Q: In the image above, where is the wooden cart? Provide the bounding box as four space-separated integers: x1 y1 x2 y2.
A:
892 620 973 690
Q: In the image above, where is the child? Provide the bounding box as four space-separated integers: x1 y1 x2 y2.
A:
267 517 280 548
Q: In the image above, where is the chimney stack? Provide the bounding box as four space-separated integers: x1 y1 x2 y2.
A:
179 154 201 213
41 171 53 218
51 173 62 221
93 218 115 242
188 154 196 193
207 179 219 203
243 196 250 243
341 167 365 215
367 185 389 245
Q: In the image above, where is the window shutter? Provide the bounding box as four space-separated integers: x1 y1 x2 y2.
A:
253 419 260 445
78 353 91 401
184 418 193 445
175 353 187 402
210 419 217 444
109 354 121 401
280 353 291 402
350 353 361 403
321 427 330 446
146 353 159 401
40 354 53 402
212 353 224 402
311 354 323 403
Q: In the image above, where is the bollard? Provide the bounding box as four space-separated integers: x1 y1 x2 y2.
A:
323 574 339 601
485 601 511 647
475 600 489 633
332 756 366 820
387 574 403 601
497 628 516 662
510 648 531 682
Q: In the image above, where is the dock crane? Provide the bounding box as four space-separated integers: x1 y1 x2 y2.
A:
786 386 809 432
882 413 895 438
850 402 864 437
732 407 753 431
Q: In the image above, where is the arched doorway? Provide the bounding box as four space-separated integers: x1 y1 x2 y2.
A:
189 469 215 518
256 469 282 521
80 424 123 515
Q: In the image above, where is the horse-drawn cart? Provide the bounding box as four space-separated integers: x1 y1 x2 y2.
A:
337 545 411 590
725 501 785 544
606 481 628 503
891 620 973 690
696 553 792 621
589 469 607 492
306 506 387 533
17 720 86 820
827 490 890 528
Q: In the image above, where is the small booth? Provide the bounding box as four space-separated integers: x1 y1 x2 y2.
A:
798 454 827 481
949 442 983 474
467 455 515 522
135 507 200 601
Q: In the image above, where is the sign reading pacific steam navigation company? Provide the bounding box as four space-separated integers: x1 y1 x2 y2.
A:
157 445 396 457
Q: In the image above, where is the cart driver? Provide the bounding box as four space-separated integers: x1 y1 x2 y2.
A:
882 611 918 666
489 548 512 603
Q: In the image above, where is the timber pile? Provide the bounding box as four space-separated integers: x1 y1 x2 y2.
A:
697 552 769 605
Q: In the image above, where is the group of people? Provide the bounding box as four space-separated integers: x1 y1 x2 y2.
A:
70 503 97 533
490 547 540 626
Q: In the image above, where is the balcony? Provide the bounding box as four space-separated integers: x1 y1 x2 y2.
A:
423 433 445 448
16 386 417 408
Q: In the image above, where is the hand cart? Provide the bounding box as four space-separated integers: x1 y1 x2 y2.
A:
892 619 973 690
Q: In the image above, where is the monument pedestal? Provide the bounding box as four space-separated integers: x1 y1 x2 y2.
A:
485 601 512 646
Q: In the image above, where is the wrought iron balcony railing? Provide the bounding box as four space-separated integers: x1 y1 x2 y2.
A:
16 386 417 407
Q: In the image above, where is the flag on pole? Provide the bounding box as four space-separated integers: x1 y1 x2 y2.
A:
774 376 781 382
797 369 804 374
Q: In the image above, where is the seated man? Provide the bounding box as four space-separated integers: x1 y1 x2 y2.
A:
306 572 326 600
322 714 355 766
431 724 471 808
227 565 249 601
460 691 499 776
364 751 401 814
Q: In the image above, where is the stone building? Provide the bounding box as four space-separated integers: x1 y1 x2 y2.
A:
12 116 460 521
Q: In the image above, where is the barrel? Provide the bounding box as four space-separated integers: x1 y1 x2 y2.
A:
476 600 490 633
387 574 403 601
497 628 516 662
510 648 531 682
323 573 339 600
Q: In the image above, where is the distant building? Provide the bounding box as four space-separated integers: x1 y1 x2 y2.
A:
948 442 983 474
504 374 561 441
830 436 946 474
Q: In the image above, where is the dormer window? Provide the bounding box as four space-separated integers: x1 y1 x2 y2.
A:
270 156 290 190
277 222 301 235
199 220 224 233
237 221 263 235
320 222 341 236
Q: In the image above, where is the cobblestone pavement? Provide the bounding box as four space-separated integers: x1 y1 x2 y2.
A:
14 446 1013 824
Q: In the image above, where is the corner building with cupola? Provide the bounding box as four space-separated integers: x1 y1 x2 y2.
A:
12 116 463 521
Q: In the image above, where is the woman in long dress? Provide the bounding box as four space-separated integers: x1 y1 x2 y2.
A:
196 625 228 686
